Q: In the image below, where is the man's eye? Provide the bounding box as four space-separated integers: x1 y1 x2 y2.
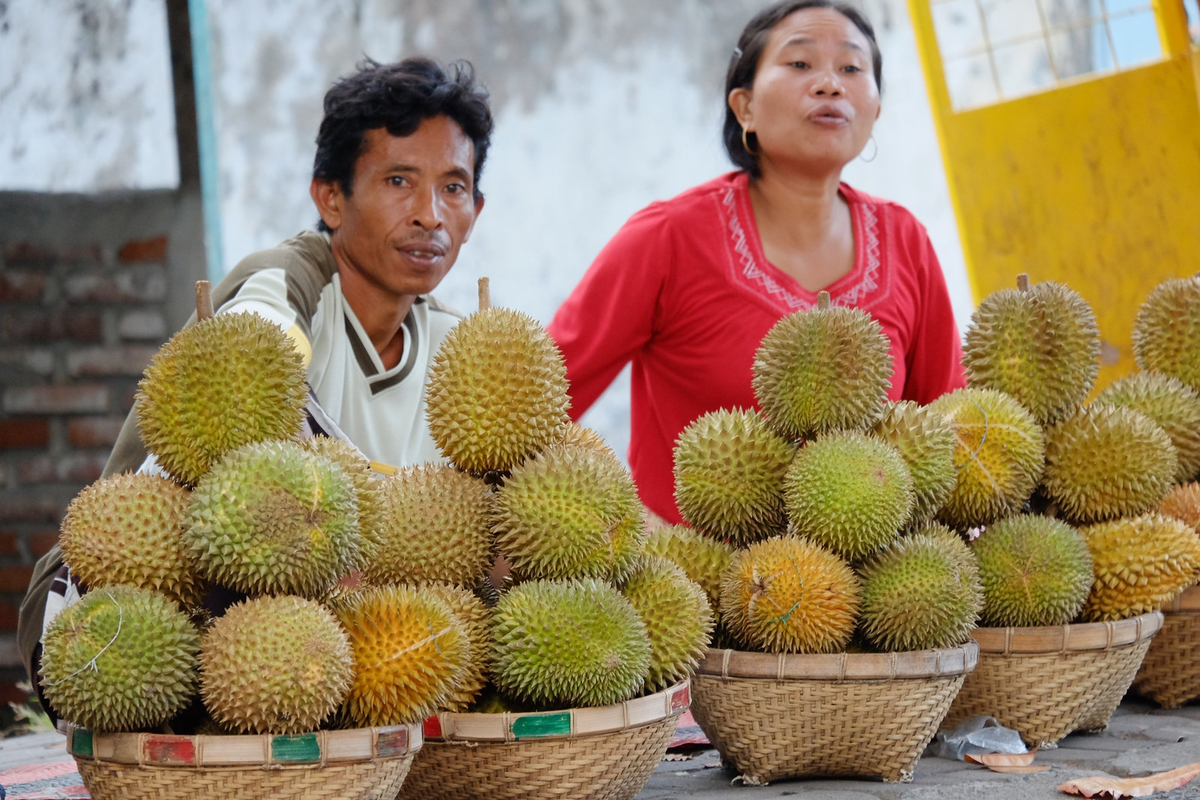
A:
446 183 466 194
388 176 407 187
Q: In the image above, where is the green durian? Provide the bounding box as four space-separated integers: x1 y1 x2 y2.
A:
644 523 736 609
621 556 714 692
1094 372 1200 483
1133 276 1200 392
871 401 957 525
299 436 386 560
423 583 493 712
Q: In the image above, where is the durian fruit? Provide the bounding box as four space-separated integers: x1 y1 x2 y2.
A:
337 585 470 726
857 528 982 651
644 523 736 609
962 276 1099 424
300 436 385 560
492 578 651 709
1078 513 1200 622
1158 482 1200 531
784 431 913 562
720 536 860 653
200 595 353 734
1043 404 1177 524
871 401 957 526
1094 372 1200 483
40 586 199 732
423 583 492 712
554 422 612 454
1133 276 1200 392
136 311 307 486
185 439 361 597
364 465 494 587
673 408 795 544
751 291 893 439
928 388 1045 529
971 514 1093 627
621 557 714 692
59 472 202 608
493 444 645 582
425 290 570 474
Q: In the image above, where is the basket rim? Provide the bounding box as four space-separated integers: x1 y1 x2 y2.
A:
66 722 422 768
1165 584 1200 613
423 680 689 743
695 641 979 681
970 610 1164 654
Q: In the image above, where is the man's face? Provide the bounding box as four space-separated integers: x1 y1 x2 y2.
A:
315 116 482 302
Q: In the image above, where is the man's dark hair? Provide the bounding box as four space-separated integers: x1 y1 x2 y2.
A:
313 57 494 231
723 1 883 178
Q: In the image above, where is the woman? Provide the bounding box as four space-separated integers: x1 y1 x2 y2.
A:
547 0 966 527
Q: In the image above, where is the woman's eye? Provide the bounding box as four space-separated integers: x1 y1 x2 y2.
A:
790 61 809 69
843 65 862 73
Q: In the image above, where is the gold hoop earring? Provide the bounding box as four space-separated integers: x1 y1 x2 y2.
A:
741 127 759 156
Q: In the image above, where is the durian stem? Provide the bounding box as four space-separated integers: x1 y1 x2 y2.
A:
196 280 215 320
1016 273 1030 292
817 291 831 310
478 277 491 312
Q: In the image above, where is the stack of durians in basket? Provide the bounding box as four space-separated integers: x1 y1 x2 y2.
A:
39 280 713 740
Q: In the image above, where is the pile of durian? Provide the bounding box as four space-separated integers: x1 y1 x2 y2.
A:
650 274 1200 657
39 281 713 736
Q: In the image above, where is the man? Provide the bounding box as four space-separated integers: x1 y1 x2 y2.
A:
17 56 494 706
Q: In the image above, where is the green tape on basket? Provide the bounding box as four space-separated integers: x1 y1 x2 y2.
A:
511 712 572 739
72 729 94 758
272 733 321 763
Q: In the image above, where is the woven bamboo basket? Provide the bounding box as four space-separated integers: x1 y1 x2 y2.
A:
66 723 422 800
944 611 1164 748
1133 586 1200 708
397 681 689 800
689 643 978 785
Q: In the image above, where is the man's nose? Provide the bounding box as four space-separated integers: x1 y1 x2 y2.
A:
410 188 444 229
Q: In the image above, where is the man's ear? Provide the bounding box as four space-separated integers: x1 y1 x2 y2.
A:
463 194 486 243
310 178 344 231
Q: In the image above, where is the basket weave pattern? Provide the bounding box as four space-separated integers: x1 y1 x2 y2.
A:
1133 587 1200 708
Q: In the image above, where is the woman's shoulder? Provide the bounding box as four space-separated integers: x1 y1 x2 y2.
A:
628 171 746 226
840 182 928 236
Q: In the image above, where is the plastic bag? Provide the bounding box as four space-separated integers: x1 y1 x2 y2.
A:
933 714 1028 760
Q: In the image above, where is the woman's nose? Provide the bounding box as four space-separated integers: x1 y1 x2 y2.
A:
812 69 844 96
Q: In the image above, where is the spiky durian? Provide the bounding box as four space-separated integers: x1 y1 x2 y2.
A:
200 595 353 734
929 388 1045 529
963 277 1099 424
644 524 736 609
425 307 569 474
553 422 613 455
364 465 493 587
300 436 385 560
185 439 361 597
858 530 982 651
751 292 893 439
1158 482 1200 531
136 311 307 486
720 536 859 653
423 583 492 712
1078 513 1200 622
40 586 199 732
492 578 651 709
337 585 470 726
871 401 957 525
784 431 913 561
493 444 645 582
1133 276 1200 392
1094 372 1200 483
673 408 795 544
971 515 1093 627
1043 404 1177 524
621 557 714 692
59 472 201 608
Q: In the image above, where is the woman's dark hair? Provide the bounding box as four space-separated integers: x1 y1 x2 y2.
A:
313 57 494 231
723 1 882 178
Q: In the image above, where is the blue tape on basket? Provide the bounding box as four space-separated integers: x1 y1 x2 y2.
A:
512 712 572 739
272 733 321 763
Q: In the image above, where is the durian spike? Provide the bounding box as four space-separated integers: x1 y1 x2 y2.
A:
1016 273 1030 292
478 277 491 312
817 291 830 310
196 280 214 320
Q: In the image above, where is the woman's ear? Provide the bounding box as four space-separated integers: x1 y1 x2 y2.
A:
728 87 754 130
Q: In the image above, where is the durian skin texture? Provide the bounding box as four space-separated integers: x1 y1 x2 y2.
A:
963 280 1099 425
200 595 353 734
644 523 736 609
136 311 307 486
1158 482 1200 532
60 472 202 608
751 302 893 439
784 431 914 562
1079 513 1200 622
300 436 385 561
492 578 651 709
720 536 860 654
1133 276 1200 393
622 556 714 692
425 307 570 474
40 586 200 732
673 408 794 545
1043 404 1177 525
337 585 470 726
929 388 1045 529
971 514 1093 627
1094 372 1200 484
871 401 957 526
422 583 492 712
185 439 361 598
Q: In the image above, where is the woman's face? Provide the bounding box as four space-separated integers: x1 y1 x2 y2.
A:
730 7 881 176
